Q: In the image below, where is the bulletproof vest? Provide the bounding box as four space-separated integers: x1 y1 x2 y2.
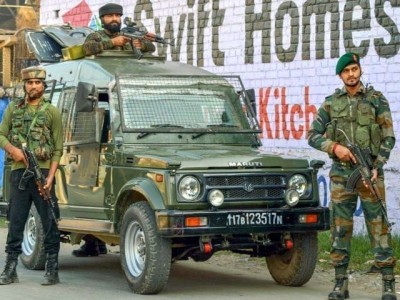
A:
325 88 381 157
8 98 54 161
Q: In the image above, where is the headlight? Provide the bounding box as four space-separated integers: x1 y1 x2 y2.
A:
178 176 201 201
285 189 300 207
288 174 307 197
208 189 224 207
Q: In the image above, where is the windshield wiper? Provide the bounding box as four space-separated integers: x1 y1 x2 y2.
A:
206 124 239 128
137 124 184 139
150 124 184 128
192 124 239 139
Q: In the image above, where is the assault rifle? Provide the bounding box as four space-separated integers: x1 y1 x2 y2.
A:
19 145 58 225
120 17 174 59
337 128 393 231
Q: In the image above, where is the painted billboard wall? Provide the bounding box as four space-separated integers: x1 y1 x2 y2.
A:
39 0 400 233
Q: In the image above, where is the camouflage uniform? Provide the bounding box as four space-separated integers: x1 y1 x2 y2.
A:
0 66 63 286
307 84 396 273
82 30 155 56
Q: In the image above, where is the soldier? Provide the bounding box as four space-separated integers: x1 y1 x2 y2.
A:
0 66 63 285
75 2 144 257
82 3 155 56
307 53 396 300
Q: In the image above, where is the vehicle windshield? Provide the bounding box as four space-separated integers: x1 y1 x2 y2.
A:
117 75 253 132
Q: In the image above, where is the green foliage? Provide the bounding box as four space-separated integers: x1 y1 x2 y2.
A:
318 231 400 274
0 217 6 228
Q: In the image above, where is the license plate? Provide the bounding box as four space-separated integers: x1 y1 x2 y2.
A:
226 212 283 226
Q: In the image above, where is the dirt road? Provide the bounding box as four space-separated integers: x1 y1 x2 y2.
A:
0 228 389 299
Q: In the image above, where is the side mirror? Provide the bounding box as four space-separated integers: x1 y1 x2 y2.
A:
245 89 256 113
75 82 96 112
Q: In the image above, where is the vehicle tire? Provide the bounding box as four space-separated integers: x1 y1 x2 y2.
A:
120 201 171 294
191 252 214 262
266 232 317 286
20 204 46 270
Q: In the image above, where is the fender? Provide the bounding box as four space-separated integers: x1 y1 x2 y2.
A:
115 177 165 211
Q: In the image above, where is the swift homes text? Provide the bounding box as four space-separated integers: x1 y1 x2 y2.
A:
128 0 400 65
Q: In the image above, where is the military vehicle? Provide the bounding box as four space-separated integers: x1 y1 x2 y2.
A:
0 24 329 294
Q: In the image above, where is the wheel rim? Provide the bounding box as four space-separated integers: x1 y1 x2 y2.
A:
22 213 36 256
125 221 146 277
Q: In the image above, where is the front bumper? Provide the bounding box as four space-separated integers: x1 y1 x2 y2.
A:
156 206 329 237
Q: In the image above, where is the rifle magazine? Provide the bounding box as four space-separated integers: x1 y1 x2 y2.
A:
345 167 362 192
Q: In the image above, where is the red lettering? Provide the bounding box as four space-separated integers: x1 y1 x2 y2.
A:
280 88 290 140
274 88 280 139
290 104 304 140
304 86 316 132
257 86 317 140
258 87 272 139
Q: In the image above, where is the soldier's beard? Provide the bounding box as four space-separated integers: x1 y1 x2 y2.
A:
344 77 360 87
27 89 44 101
103 22 121 34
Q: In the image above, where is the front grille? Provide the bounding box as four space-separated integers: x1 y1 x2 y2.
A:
205 174 286 201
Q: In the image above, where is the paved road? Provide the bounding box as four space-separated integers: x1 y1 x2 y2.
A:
0 227 380 300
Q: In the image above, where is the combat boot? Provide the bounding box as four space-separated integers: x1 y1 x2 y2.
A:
41 253 60 285
328 274 349 300
382 275 397 300
98 240 108 255
72 239 100 257
0 253 19 285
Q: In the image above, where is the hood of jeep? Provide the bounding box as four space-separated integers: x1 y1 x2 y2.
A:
122 146 309 169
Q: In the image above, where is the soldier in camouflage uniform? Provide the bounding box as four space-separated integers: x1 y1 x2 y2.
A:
78 2 154 256
77 2 155 257
0 66 63 286
82 3 155 56
307 53 396 300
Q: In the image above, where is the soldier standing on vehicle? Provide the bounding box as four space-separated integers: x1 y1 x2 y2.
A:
75 2 155 257
307 53 397 300
82 3 155 56
0 66 63 285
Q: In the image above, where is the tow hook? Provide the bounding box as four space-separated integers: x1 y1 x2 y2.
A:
285 238 294 250
200 242 213 253
282 233 294 250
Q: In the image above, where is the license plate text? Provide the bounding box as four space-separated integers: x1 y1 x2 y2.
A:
226 212 283 226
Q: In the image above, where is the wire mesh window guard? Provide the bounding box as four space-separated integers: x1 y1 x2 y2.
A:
60 88 99 144
116 75 256 131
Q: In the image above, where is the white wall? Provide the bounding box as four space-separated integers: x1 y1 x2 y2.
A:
39 0 400 233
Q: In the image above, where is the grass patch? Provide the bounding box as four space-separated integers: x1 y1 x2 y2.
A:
318 231 400 274
0 217 7 228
